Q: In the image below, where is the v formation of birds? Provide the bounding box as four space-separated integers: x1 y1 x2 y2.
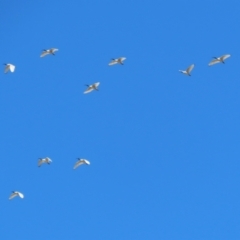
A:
5 50 230 200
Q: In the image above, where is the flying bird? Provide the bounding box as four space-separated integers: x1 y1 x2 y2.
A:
84 82 100 94
40 48 59 57
38 157 52 167
208 54 231 66
179 64 194 76
9 191 24 200
74 158 90 169
108 57 126 66
4 63 15 73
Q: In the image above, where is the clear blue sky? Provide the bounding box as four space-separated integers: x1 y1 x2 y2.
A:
1 1 240 239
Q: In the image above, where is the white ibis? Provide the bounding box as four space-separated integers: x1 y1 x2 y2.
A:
84 82 100 94
108 57 126 66
4 63 15 73
74 158 90 169
9 191 24 200
179 64 194 76
208 54 231 66
40 48 59 57
38 157 52 167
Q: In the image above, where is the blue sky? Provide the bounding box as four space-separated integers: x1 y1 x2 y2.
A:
1 1 240 239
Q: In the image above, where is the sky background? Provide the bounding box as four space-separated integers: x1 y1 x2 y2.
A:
1 1 240 239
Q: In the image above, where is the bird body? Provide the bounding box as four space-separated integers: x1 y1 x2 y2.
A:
4 63 15 73
179 64 194 76
9 191 24 200
40 48 59 57
38 157 52 167
108 57 126 66
84 82 100 94
208 54 231 66
74 158 90 169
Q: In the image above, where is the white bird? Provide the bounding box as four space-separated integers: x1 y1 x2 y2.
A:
84 82 100 94
74 158 90 169
38 157 52 167
40 48 59 57
9 191 24 200
208 54 231 66
108 57 126 66
4 63 15 73
179 64 194 76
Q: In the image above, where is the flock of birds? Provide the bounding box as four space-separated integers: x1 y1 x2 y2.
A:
179 54 231 76
5 48 127 200
5 49 230 200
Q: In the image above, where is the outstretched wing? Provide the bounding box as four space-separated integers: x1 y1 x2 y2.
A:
94 82 100 88
51 48 59 53
84 87 93 94
9 193 17 200
9 64 15 72
40 51 49 57
120 57 126 62
4 65 10 73
187 64 194 74
83 160 90 165
108 59 117 66
73 161 84 169
208 59 220 66
221 54 231 61
38 159 44 167
17 192 24 199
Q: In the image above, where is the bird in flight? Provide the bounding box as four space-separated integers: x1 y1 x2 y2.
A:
179 64 194 76
208 54 231 66
84 82 100 94
73 158 90 169
40 48 59 57
38 157 52 167
4 63 15 73
9 191 24 200
108 57 126 66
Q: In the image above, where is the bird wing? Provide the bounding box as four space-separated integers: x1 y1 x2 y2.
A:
51 48 58 53
84 87 93 94
40 51 49 57
4 65 10 73
221 54 231 61
208 59 220 66
94 82 100 88
38 159 44 166
187 64 194 73
9 64 15 72
73 161 84 169
108 60 117 66
46 157 52 163
17 192 24 198
9 193 17 200
83 160 90 165
120 57 126 62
